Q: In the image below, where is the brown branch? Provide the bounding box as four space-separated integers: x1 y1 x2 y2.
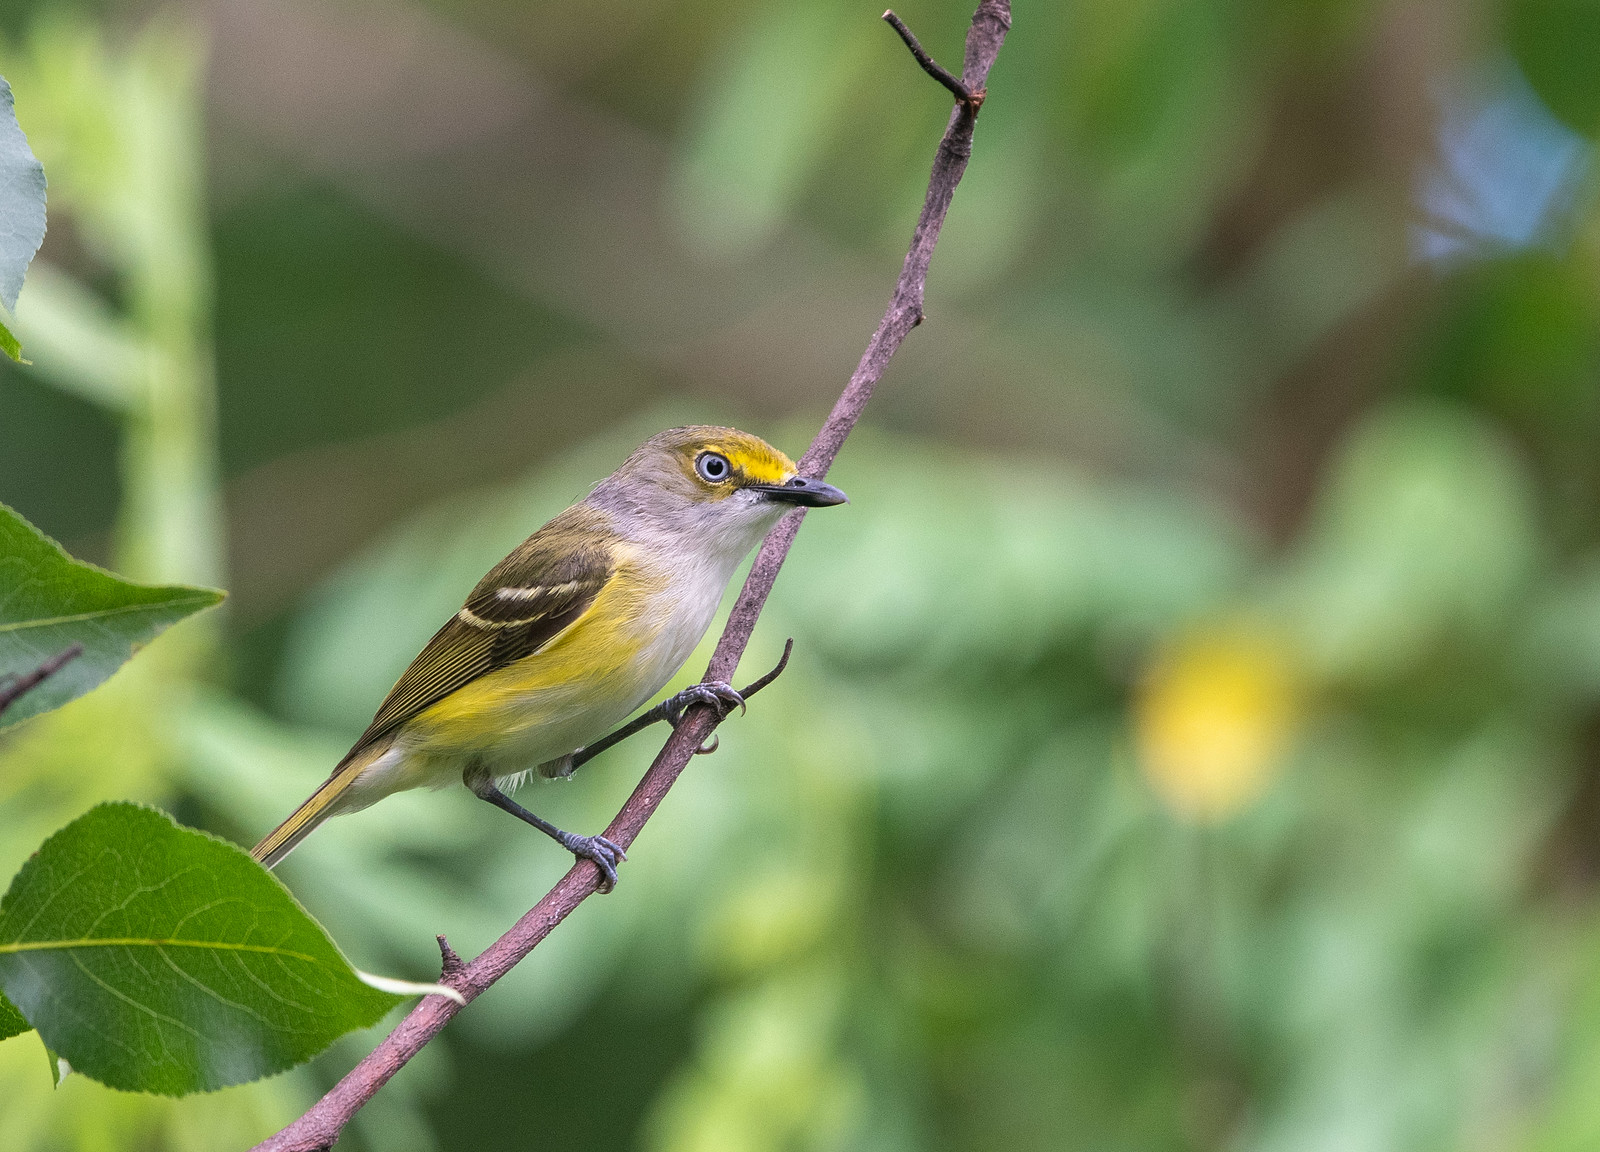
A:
249 5 1009 1149
0 644 84 719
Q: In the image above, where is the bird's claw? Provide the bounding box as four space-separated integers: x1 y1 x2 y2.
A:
559 833 628 892
663 680 745 727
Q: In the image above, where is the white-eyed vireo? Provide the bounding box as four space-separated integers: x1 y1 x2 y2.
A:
252 426 847 889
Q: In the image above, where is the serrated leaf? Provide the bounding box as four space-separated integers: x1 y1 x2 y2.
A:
0 987 27 1041
0 75 47 362
0 803 402 1095
0 502 223 728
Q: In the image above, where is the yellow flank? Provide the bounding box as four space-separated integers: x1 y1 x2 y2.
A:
411 556 669 757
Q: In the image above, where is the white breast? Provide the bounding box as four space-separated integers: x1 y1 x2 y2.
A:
622 545 740 713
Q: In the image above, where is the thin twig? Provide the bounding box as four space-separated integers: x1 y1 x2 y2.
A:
734 636 793 697
883 10 980 107
0 644 84 719
567 638 794 773
250 5 1009 1148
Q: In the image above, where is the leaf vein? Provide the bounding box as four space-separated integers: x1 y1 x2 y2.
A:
0 938 323 964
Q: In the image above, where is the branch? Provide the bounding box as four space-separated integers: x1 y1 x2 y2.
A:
251 5 1010 1148
882 10 983 108
0 644 83 718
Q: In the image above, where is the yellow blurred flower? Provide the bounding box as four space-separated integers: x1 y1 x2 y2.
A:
1135 624 1301 820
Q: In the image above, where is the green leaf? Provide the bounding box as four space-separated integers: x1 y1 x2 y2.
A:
45 1042 67 1086
0 75 47 361
0 987 27 1041
0 803 402 1095
0 308 21 362
0 502 223 728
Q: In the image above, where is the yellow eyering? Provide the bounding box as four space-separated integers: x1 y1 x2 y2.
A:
682 434 797 495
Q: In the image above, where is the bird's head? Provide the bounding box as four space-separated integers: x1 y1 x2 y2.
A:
591 426 847 552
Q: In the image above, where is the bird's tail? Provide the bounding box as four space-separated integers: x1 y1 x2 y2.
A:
251 742 389 869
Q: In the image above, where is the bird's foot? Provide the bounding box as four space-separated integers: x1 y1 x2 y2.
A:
557 831 628 892
663 680 745 727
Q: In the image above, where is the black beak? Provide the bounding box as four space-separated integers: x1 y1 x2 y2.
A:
747 476 849 507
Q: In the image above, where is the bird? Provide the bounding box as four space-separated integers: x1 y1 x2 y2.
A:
251 426 847 890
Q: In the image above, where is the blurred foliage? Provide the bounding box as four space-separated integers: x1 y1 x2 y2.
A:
2 0 1600 1151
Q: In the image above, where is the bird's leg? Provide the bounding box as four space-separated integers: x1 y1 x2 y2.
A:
466 772 627 892
566 681 746 772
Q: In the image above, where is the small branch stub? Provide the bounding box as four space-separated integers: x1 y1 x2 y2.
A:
884 10 984 109
436 936 463 981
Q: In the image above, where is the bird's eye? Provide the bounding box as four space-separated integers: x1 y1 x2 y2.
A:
696 452 732 483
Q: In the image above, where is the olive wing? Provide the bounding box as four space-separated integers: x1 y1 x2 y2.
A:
344 537 615 761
